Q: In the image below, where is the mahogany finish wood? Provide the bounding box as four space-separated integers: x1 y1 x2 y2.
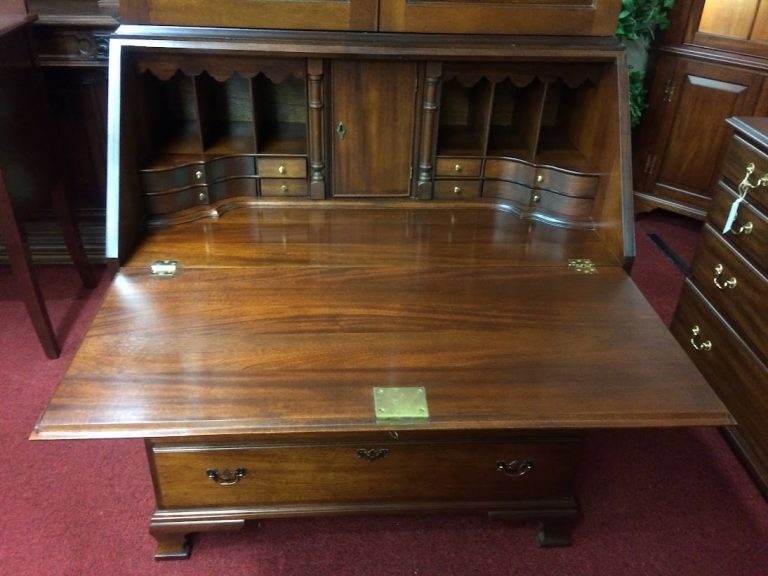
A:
0 10 95 358
671 117 768 498
33 2 732 560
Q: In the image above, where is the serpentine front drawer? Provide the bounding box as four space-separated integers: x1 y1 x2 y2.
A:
149 435 581 509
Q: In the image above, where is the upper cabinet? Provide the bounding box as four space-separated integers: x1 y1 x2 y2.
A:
686 0 768 57
119 0 622 36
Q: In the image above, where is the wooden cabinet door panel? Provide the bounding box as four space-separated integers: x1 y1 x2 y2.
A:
331 61 417 197
655 59 762 198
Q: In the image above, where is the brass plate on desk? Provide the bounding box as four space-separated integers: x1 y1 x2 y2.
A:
374 387 429 421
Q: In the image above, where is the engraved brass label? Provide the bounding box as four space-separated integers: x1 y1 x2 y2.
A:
374 387 429 420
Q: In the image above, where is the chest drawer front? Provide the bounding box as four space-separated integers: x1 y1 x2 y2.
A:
433 180 481 199
721 136 768 214
208 178 259 203
671 283 767 468
482 179 531 205
207 155 256 182
140 162 206 193
709 181 768 273
145 184 209 214
533 190 594 222
534 167 598 199
257 157 307 179
151 439 580 509
260 178 309 197
484 158 535 185
691 226 768 360
435 157 483 178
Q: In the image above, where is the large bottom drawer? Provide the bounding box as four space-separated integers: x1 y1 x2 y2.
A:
149 433 581 509
671 281 768 488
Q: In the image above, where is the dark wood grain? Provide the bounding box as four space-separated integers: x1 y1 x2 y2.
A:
34 205 729 439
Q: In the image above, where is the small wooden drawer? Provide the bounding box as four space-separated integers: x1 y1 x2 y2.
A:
671 283 763 451
207 155 256 182
433 180 481 199
689 226 767 360
482 180 531 205
150 437 580 509
721 135 768 213
708 181 767 273
435 157 482 178
261 179 309 197
140 162 206 193
208 178 259 203
532 189 594 222
485 158 535 184
533 167 598 199
257 158 307 179
145 185 209 215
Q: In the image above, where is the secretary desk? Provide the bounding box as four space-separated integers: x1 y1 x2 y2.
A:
33 0 732 559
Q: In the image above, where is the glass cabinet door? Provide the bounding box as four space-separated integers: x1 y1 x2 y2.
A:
690 0 768 54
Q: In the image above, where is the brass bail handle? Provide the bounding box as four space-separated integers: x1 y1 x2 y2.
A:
713 263 737 290
206 468 247 486
738 163 768 196
690 325 712 352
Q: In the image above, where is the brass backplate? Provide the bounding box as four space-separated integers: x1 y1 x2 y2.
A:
374 387 429 421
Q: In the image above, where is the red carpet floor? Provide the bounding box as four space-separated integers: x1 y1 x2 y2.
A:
0 210 766 575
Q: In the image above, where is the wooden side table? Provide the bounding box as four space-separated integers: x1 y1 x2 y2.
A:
0 9 94 358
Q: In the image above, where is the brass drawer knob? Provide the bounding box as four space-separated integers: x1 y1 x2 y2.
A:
496 459 533 477
532 193 541 203
454 163 463 173
198 191 208 203
453 186 462 195
536 174 544 184
206 468 246 486
713 263 737 290
690 325 712 352
278 165 287 175
280 184 289 194
195 170 204 180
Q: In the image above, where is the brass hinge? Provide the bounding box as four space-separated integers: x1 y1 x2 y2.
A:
150 260 178 277
663 80 676 103
568 259 597 274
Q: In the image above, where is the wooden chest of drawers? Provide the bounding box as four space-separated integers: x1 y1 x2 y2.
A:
671 117 768 496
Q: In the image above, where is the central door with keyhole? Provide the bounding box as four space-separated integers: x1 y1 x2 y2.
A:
331 60 417 197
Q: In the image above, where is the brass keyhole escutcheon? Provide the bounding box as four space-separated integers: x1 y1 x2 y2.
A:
337 121 346 140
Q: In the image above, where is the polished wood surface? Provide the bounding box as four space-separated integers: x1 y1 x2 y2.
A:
34 205 729 439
